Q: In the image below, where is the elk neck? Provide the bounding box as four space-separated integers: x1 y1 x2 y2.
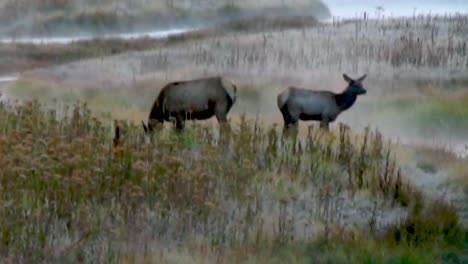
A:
335 89 357 111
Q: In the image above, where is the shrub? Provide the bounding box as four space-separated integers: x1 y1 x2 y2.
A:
385 201 465 249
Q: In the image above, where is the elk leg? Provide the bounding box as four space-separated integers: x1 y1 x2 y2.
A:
320 118 330 131
146 119 163 133
284 121 297 132
215 108 231 144
280 106 294 130
282 106 301 132
282 119 298 138
216 113 229 132
215 103 229 124
215 113 227 123
142 121 148 133
285 111 299 130
175 114 185 130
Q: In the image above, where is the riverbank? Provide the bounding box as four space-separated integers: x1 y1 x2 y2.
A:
0 28 211 76
0 10 326 76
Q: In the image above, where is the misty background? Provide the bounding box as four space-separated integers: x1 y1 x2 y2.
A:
325 0 467 19
0 0 466 41
0 0 330 39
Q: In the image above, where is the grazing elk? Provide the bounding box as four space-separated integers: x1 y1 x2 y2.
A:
277 73 367 131
142 76 238 132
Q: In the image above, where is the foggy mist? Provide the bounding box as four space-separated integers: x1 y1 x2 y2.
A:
0 0 330 41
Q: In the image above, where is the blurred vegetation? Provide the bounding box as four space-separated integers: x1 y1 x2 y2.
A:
0 31 208 75
360 93 468 138
7 78 157 120
236 221 467 264
0 0 330 38
1 99 464 263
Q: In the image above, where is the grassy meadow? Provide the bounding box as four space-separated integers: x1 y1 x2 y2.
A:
0 100 466 263
0 3 467 264
7 12 468 144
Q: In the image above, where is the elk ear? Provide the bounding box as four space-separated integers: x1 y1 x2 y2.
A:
357 74 367 82
343 73 353 83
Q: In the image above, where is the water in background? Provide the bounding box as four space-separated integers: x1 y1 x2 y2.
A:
0 28 193 45
323 0 468 20
0 75 19 83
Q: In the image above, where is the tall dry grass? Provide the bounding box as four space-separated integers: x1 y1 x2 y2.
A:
17 14 467 115
0 98 434 262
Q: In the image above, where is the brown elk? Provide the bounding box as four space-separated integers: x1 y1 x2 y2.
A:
142 76 238 132
277 73 367 131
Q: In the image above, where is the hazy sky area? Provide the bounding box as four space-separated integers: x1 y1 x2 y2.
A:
323 0 468 19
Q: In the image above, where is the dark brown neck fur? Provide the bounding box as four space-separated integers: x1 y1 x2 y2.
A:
335 89 358 111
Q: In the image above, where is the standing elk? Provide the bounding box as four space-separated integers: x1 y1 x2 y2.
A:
277 73 367 132
142 76 238 132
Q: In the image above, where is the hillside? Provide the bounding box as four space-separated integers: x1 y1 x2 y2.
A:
0 98 466 263
0 0 330 38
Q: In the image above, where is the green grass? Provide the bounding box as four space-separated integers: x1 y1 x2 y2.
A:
236 200 468 263
232 234 467 264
